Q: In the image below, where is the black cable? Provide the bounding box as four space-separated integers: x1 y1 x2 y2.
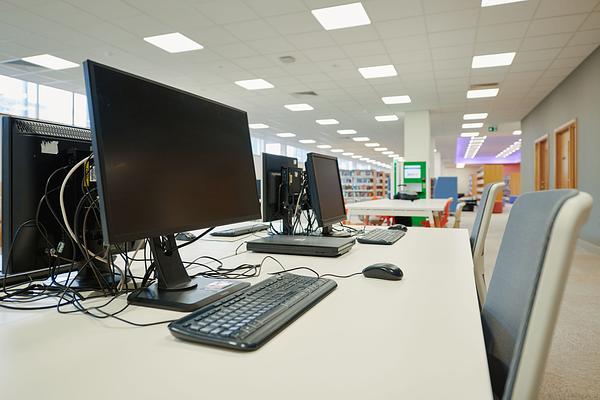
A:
320 272 363 279
168 227 214 252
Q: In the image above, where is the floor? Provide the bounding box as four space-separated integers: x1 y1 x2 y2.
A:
459 207 600 399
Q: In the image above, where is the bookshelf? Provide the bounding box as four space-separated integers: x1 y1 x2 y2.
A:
340 170 390 203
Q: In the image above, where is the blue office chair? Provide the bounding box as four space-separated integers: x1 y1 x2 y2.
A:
470 182 505 307
482 189 592 400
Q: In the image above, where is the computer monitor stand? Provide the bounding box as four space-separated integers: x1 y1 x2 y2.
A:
321 225 352 238
127 235 249 312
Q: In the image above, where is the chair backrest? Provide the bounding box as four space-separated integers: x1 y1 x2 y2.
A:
481 190 592 400
470 182 505 306
440 197 452 227
453 202 465 228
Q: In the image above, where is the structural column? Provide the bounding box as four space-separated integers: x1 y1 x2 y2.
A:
403 110 432 197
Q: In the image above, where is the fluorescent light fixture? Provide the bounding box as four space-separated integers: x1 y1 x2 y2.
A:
463 113 488 120
382 151 393 155
358 64 397 79
352 136 370 142
467 88 499 99
365 143 380 147
249 123 269 129
342 152 354 156
276 132 296 138
337 129 357 135
496 139 522 158
316 119 339 125
387 154 397 158
22 54 78 70
472 52 516 69
352 155 362 159
360 157 369 161
395 156 404 161
456 163 465 168
382 95 411 104
311 2 371 31
461 132 480 137
299 139 316 144
284 103 314 111
375 115 399 122
317 144 332 149
481 0 527 7
434 149 438 153
143 32 203 53
235 78 274 90
462 122 484 129
331 149 344 153
513 130 522 135
374 147 387 152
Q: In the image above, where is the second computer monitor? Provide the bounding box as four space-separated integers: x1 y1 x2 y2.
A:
305 153 347 236
262 153 298 223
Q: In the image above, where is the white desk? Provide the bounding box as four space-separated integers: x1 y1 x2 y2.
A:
347 198 448 225
0 228 492 400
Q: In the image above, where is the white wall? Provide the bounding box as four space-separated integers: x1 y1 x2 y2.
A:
441 165 480 195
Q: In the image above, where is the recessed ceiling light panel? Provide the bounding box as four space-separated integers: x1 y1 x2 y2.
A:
276 132 296 138
375 115 399 122
461 132 480 137
235 78 274 90
365 143 380 147
299 139 316 144
472 52 516 68
467 88 499 99
249 123 269 129
463 113 488 120
317 144 332 149
311 2 371 31
143 32 203 53
513 130 522 135
462 122 484 129
331 149 344 153
316 119 339 125
352 137 370 142
481 0 527 7
337 129 357 134
22 54 78 70
382 95 411 104
358 64 397 79
284 103 314 111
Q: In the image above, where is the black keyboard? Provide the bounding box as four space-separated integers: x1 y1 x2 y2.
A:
210 224 268 237
356 229 406 245
168 273 337 351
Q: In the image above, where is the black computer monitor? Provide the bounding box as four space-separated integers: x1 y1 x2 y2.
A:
83 60 260 311
305 152 348 236
261 153 298 233
0 115 125 288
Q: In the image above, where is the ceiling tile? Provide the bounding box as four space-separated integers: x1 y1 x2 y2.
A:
581 12 600 29
196 0 258 24
245 0 307 17
534 0 599 19
520 33 573 50
429 28 476 48
214 42 259 58
389 50 431 64
477 21 530 42
303 46 348 62
342 40 387 57
557 43 599 58
266 12 323 35
479 0 540 25
364 0 424 21
374 16 428 39
328 25 381 45
247 37 296 55
527 14 588 36
515 48 561 62
569 29 600 45
431 44 473 60
550 56 587 68
509 58 554 72
285 31 336 50
422 0 481 14
384 35 430 53
425 9 480 33
224 19 279 40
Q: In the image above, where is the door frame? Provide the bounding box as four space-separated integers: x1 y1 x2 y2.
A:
534 134 549 191
554 119 577 189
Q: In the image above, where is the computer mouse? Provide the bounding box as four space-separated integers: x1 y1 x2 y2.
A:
388 224 408 232
362 263 403 281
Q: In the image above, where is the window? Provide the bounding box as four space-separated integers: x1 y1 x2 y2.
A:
73 93 89 128
265 143 281 155
38 84 73 125
0 75 37 118
250 136 264 156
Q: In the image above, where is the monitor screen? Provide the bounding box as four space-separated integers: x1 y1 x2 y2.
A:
306 153 346 227
404 165 422 179
84 61 261 244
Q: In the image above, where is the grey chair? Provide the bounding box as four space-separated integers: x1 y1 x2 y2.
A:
470 182 505 307
482 189 592 400
452 202 466 228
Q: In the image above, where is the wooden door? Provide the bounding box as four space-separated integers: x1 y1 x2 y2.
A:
555 120 577 189
534 136 549 191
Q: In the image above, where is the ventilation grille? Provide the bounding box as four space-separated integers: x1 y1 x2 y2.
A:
291 91 318 99
14 119 91 141
469 82 498 90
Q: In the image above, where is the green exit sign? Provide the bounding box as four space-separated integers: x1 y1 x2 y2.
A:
488 125 497 132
